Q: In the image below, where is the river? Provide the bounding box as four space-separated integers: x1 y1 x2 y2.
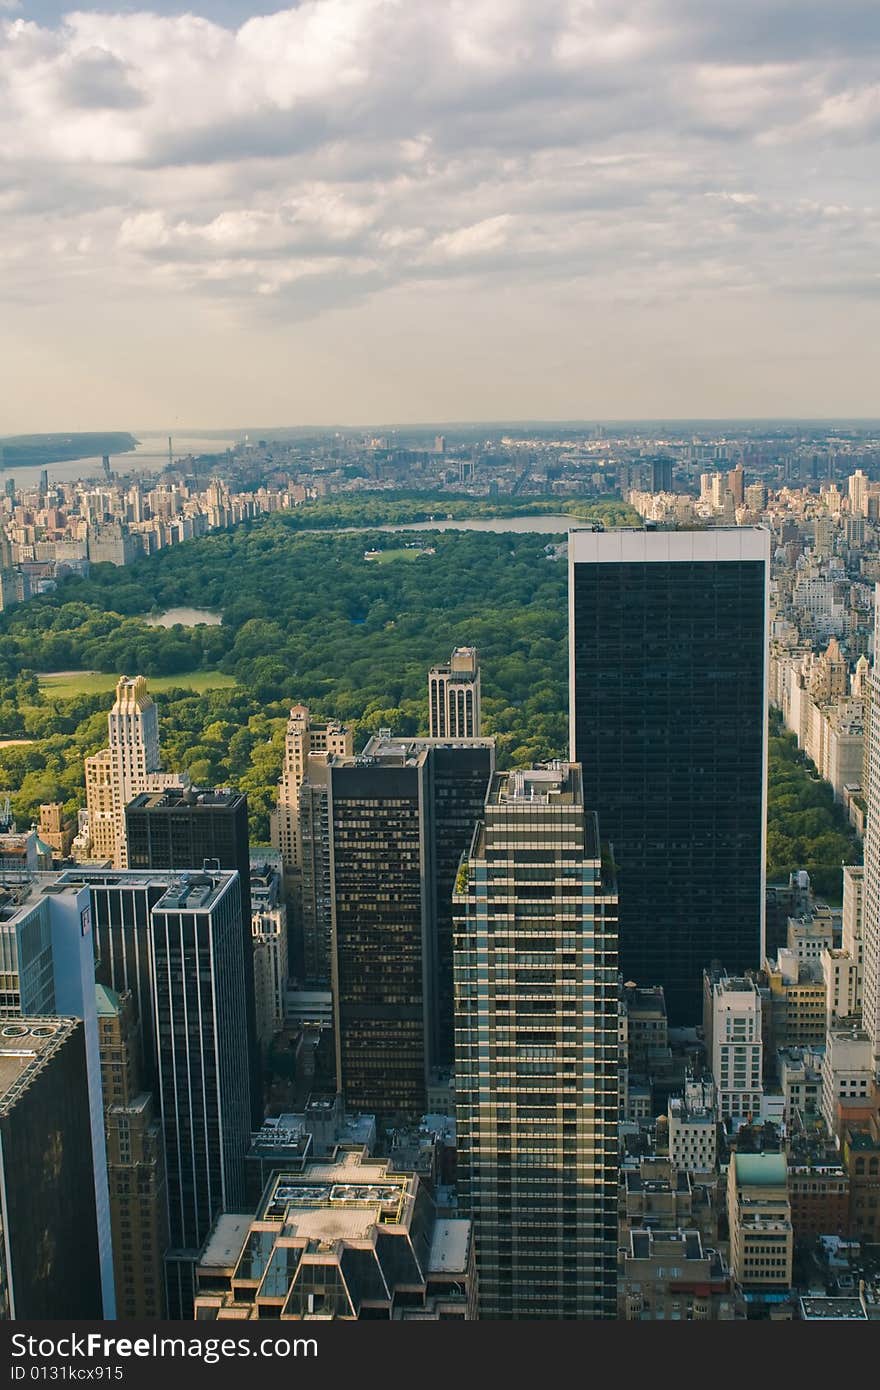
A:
2 433 236 489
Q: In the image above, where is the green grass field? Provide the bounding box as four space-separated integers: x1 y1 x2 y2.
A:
364 547 430 564
38 670 237 700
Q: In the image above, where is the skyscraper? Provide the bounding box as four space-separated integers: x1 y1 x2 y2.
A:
0 877 115 1315
0 1017 103 1319
124 786 260 1122
569 527 769 1023
58 867 252 1317
428 647 482 739
84 676 186 867
453 763 619 1319
321 736 494 1114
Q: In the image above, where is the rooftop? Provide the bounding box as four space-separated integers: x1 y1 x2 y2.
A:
799 1296 867 1321
127 787 246 812
428 1220 470 1274
200 1214 254 1269
0 1018 77 1111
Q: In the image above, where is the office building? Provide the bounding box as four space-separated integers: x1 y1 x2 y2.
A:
428 646 482 739
124 786 260 1124
322 748 429 1118
454 763 619 1319
321 736 494 1114
96 984 168 1318
569 528 769 1023
0 877 115 1315
85 676 186 867
360 734 495 1071
298 764 334 986
0 1017 103 1318
58 867 252 1317
270 705 352 873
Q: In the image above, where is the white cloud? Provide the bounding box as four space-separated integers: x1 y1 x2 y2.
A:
0 0 877 424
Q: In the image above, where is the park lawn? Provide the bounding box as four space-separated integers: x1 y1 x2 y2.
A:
38 670 237 699
365 548 429 564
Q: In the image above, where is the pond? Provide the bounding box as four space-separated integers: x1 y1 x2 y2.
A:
144 608 222 628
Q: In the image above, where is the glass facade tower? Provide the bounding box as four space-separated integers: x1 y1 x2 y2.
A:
569 528 769 1024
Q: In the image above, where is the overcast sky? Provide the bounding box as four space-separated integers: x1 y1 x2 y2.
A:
1 0 878 432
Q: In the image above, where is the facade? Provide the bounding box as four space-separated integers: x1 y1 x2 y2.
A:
57 867 252 1317
453 763 619 1319
96 984 168 1318
270 705 352 873
727 1152 793 1303
569 527 769 1023
84 676 186 867
428 646 482 739
124 786 259 1125
194 1151 475 1320
705 972 764 1123
0 1017 103 1319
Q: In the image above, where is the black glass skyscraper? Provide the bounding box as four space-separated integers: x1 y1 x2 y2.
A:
569 528 769 1023
124 787 260 1124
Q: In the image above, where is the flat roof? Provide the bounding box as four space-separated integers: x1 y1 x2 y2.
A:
429 1220 470 1274
200 1214 252 1269
0 1019 76 1109
799 1296 867 1321
569 526 770 566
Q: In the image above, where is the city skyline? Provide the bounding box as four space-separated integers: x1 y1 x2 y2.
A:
2 1 879 429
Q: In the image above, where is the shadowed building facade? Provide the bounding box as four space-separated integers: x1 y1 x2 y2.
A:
569 527 769 1023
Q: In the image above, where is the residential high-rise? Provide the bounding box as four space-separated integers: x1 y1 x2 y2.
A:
453 763 619 1319
96 984 168 1318
861 584 880 1067
58 867 252 1318
270 705 353 873
250 855 288 1048
569 527 769 1023
85 675 186 867
0 1017 103 1319
428 647 482 739
124 786 260 1124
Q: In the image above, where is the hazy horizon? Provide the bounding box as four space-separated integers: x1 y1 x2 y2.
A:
2 1 878 430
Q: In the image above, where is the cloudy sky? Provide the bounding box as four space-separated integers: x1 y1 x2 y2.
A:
1 1 878 431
